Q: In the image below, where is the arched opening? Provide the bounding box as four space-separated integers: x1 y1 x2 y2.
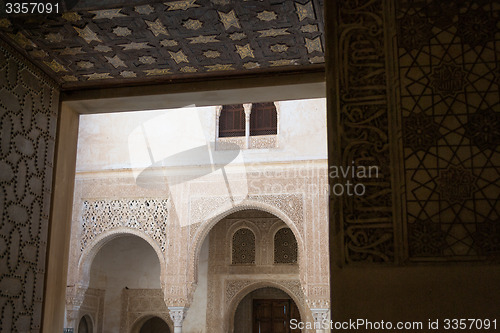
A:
191 208 303 332
88 235 162 332
139 316 171 333
234 287 302 333
77 315 93 333
190 201 305 285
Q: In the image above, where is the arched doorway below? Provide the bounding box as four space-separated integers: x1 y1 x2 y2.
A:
77 315 92 333
234 287 301 333
139 317 171 333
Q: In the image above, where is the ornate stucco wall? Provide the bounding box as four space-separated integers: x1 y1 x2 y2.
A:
65 98 330 332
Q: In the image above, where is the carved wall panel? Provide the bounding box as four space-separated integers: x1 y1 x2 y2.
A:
0 39 59 332
79 288 105 333
332 0 395 264
80 198 168 252
333 0 499 264
120 288 173 333
396 0 500 260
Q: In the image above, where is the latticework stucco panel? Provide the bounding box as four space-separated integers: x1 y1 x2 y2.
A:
120 288 173 333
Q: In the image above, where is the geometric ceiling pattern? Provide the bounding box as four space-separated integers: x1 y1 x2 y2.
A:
0 0 324 90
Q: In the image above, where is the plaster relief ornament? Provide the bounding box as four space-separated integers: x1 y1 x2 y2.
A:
45 32 63 43
62 75 78 81
258 28 289 38
269 59 296 67
235 44 254 59
135 5 154 15
30 50 48 58
203 50 220 58
62 12 80 22
76 61 94 69
8 32 36 48
438 165 477 204
169 50 189 64
243 62 260 69
60 47 84 56
183 19 203 30
119 42 152 51
205 64 234 71
160 39 178 47
94 45 112 53
218 10 241 30
139 56 156 65
305 37 322 53
0 18 11 28
144 68 172 76
105 55 127 68
180 66 197 73
44 59 67 72
270 44 289 53
188 35 219 44
165 0 200 11
300 24 318 33
84 73 113 80
431 62 467 97
295 1 315 21
74 26 102 44
309 56 324 64
146 19 169 37
257 11 277 22
229 32 246 41
113 27 132 37
90 8 126 19
120 71 137 78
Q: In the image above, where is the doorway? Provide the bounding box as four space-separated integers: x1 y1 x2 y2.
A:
253 299 301 333
139 317 171 333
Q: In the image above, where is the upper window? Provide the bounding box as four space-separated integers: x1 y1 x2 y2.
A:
219 104 245 137
274 228 298 264
232 228 256 264
250 102 278 136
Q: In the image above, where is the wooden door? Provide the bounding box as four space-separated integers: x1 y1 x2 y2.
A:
253 299 301 333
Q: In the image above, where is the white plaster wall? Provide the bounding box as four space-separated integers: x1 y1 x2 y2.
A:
183 237 209 333
89 236 161 333
75 98 327 172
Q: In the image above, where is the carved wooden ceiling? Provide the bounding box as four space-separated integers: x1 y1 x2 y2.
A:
0 0 324 90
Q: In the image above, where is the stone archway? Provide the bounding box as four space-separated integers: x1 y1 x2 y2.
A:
77 314 93 333
130 315 172 333
227 283 308 333
188 199 306 291
77 228 166 289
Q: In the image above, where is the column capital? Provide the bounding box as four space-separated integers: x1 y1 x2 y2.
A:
168 306 188 327
215 105 223 118
243 103 252 117
310 308 329 324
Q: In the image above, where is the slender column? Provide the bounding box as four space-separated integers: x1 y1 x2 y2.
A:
243 103 252 148
311 308 329 332
215 105 223 150
168 307 188 333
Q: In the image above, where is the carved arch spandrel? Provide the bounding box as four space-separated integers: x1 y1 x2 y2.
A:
186 199 306 291
77 229 167 289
